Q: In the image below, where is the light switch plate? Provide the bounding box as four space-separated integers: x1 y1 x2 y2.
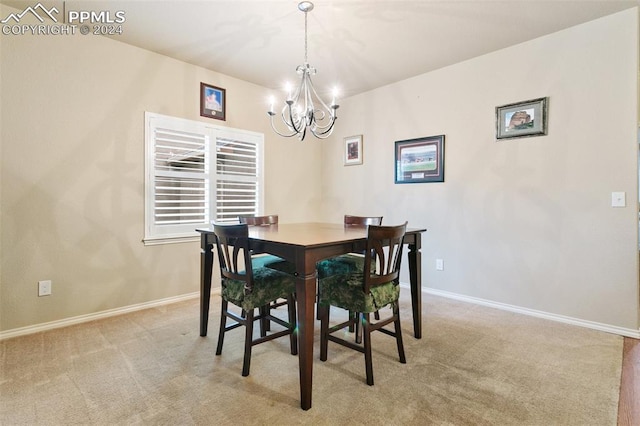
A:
611 192 626 207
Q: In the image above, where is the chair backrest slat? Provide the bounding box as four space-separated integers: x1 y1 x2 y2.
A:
213 223 254 291
344 215 382 227
239 214 279 226
363 223 407 293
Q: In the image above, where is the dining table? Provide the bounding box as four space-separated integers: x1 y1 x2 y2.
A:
197 222 426 410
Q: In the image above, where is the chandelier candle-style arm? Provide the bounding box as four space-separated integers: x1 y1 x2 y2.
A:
267 1 339 141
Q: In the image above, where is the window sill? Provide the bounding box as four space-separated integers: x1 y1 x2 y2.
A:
143 235 200 246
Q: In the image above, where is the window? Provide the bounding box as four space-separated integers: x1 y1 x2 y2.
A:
144 112 264 245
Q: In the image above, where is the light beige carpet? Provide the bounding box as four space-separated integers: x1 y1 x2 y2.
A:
0 292 623 425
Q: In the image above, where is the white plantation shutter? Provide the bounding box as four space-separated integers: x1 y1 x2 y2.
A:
215 137 260 223
144 112 263 244
154 129 208 226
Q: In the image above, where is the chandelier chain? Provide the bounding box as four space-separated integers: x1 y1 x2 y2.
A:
304 9 308 64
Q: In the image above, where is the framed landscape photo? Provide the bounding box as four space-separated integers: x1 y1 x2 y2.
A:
200 82 226 121
394 135 445 184
496 97 548 140
344 135 363 166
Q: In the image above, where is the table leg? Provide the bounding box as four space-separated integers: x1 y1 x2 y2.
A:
408 236 422 339
200 239 214 337
296 273 316 410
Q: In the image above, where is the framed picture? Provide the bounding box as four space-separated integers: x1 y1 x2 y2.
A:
344 135 363 166
394 135 445 184
496 97 548 140
200 82 226 121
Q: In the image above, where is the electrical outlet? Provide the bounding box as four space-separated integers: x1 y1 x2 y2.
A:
38 280 52 297
436 259 444 271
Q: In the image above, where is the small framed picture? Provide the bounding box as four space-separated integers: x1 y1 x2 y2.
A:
496 97 548 140
344 135 363 166
395 135 445 184
200 82 226 121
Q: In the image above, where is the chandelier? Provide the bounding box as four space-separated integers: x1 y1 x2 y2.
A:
268 1 339 141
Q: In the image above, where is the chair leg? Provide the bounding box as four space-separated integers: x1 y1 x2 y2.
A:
258 305 268 337
355 312 362 344
287 294 298 356
264 303 272 332
393 302 406 364
216 299 228 355
242 309 254 377
319 304 330 361
363 312 374 386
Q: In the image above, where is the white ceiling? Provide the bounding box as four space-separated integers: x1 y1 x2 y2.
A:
3 0 639 98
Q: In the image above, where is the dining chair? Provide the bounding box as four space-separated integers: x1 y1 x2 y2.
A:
238 214 293 329
238 214 285 270
316 215 383 328
316 215 383 279
212 223 298 377
318 222 407 386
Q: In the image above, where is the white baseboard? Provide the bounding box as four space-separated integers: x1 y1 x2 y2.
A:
0 290 220 341
423 286 640 339
3 286 637 341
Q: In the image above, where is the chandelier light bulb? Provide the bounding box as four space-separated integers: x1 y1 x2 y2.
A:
285 82 293 102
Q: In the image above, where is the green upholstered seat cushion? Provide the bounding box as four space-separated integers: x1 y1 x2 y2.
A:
252 254 287 269
267 254 370 278
266 255 366 277
318 272 400 313
317 254 366 279
263 258 297 275
222 267 296 311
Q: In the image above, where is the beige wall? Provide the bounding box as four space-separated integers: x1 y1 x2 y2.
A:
321 9 640 332
0 3 321 331
1 5 639 335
